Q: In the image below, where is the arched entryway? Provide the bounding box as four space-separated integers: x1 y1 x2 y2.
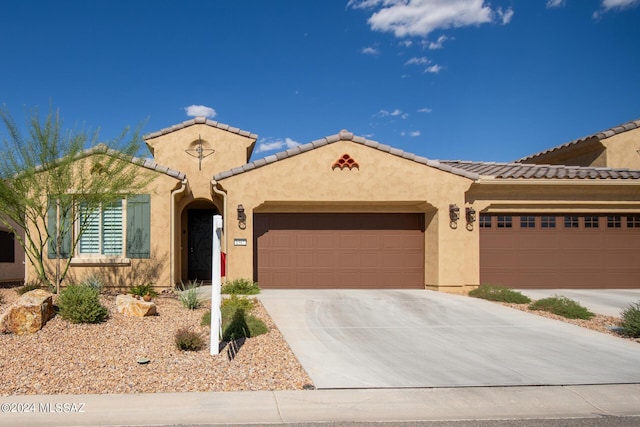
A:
181 200 220 282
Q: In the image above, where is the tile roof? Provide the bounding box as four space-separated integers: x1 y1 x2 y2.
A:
213 130 482 181
144 117 258 141
441 160 640 180
80 144 186 180
212 129 640 182
518 117 640 163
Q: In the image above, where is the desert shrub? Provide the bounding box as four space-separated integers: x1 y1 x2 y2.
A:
82 275 104 293
0 293 4 306
529 296 594 320
15 280 44 295
221 294 256 312
178 283 201 310
221 278 260 295
57 284 108 324
468 285 531 304
129 283 158 298
174 328 204 351
220 296 268 341
201 310 211 327
619 301 640 338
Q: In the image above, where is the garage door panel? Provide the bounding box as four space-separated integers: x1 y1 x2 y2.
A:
255 213 425 289
481 214 640 289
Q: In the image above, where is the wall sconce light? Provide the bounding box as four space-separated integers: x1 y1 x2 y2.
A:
449 204 460 228
237 204 246 230
466 207 476 223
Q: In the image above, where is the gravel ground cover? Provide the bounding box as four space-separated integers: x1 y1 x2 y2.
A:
0 288 312 396
1 287 637 397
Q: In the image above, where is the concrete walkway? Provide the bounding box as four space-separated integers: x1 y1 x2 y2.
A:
519 289 640 317
258 289 640 389
1 385 639 426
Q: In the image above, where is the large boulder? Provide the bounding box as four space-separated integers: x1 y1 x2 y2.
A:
116 294 157 317
0 289 55 335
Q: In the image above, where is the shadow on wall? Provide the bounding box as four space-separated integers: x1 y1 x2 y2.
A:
60 247 168 292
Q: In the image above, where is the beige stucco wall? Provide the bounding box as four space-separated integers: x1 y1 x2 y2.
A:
216 140 479 292
0 216 25 283
601 128 640 169
24 156 182 289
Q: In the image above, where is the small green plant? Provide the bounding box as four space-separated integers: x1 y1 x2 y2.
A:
221 278 260 295
82 275 104 293
468 285 531 304
178 281 201 310
15 280 44 295
57 284 109 324
619 301 640 338
222 294 256 312
129 283 158 298
174 327 204 351
529 296 594 320
220 296 268 341
201 310 211 327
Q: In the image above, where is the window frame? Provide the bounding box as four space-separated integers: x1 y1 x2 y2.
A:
73 198 129 264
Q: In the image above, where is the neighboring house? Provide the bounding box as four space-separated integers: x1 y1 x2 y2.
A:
22 117 640 291
0 216 25 285
518 118 640 169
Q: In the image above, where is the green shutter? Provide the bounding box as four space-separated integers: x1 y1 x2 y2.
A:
47 197 72 259
126 194 150 258
47 199 56 259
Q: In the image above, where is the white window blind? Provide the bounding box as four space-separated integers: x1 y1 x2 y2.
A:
78 200 123 256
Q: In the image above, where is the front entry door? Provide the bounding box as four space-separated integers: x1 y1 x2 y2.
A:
188 209 217 281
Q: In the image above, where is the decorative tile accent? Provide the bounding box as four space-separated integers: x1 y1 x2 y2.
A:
332 154 360 170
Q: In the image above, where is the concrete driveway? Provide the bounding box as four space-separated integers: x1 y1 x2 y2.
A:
258 289 640 389
519 289 640 317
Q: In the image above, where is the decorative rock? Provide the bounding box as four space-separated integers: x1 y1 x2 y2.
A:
0 289 55 335
116 294 157 317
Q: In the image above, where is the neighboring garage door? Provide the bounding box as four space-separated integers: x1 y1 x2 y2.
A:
480 214 640 289
254 213 425 289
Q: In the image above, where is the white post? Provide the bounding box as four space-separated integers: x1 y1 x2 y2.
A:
210 214 223 355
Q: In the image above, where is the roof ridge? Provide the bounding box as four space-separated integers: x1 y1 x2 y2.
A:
144 117 258 140
517 117 640 162
214 130 481 181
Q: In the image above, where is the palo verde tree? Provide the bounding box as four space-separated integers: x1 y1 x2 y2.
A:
0 105 153 293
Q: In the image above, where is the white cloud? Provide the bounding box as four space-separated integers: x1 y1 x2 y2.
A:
425 64 443 73
254 137 300 154
400 40 413 47
546 0 565 8
594 0 639 17
409 130 421 137
348 0 513 38
361 46 380 55
428 34 448 49
417 107 432 113
405 56 429 65
184 105 216 118
374 108 408 119
497 7 514 24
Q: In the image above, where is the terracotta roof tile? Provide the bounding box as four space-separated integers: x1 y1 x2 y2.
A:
440 160 640 180
518 117 640 162
144 117 258 141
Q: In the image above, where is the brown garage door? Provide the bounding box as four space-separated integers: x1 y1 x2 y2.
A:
254 213 425 289
480 214 640 289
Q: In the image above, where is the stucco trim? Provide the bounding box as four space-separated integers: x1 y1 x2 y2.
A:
213 129 481 181
517 117 640 163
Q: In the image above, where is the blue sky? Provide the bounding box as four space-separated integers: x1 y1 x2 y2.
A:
1 0 639 164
